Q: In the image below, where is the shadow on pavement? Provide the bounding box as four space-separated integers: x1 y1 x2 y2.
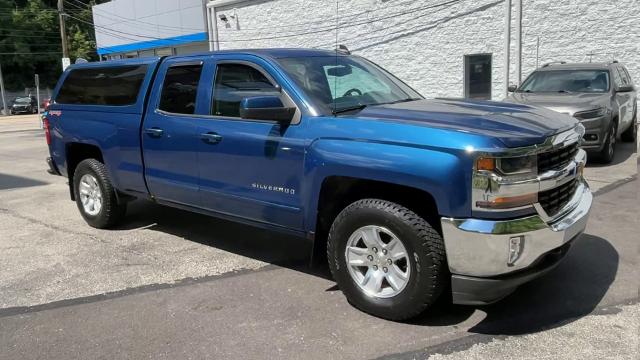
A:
466 234 617 335
117 201 618 335
119 200 328 277
0 173 48 190
586 141 636 167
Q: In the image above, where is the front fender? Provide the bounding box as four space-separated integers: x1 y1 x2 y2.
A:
302 139 473 232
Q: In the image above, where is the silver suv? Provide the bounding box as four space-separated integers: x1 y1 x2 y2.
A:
507 62 637 163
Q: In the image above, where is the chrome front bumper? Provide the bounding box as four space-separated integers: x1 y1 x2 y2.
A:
441 177 592 278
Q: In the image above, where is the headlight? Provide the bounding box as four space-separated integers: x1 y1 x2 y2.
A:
574 107 607 119
476 155 537 176
473 155 538 210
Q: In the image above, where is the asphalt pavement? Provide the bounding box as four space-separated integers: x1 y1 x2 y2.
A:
0 115 637 359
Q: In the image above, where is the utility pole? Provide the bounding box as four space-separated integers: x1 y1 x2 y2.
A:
515 0 522 85
536 36 540 68
503 0 512 98
0 63 7 116
57 0 70 70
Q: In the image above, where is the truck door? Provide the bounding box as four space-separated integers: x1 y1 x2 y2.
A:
141 60 205 205
194 58 306 230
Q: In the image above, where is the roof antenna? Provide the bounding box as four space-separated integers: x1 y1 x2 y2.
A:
337 45 350 55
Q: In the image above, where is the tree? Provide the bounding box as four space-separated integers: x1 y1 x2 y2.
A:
0 0 104 90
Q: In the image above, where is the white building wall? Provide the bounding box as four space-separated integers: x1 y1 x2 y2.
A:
212 0 639 101
93 0 207 51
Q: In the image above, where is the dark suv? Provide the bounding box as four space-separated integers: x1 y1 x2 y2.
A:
507 62 637 163
10 96 38 115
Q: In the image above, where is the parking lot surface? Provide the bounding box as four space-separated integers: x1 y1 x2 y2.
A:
0 116 637 359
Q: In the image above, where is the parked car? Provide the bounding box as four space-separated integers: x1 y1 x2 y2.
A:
10 96 38 115
44 49 592 320
507 61 637 163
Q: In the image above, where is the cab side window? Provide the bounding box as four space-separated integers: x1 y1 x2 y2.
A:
212 63 279 118
159 63 203 115
611 67 623 88
618 67 633 86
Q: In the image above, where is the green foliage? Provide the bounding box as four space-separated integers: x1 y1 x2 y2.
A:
0 0 100 90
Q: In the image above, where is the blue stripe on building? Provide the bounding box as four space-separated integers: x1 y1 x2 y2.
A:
97 32 208 55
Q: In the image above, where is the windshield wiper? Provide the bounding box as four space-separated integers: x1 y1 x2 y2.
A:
385 97 421 104
332 104 368 115
557 90 573 94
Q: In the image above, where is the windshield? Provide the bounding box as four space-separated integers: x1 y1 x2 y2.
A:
277 56 422 115
14 97 32 104
519 70 610 93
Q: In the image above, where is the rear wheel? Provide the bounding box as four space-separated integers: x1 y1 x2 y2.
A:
327 199 447 321
73 159 126 228
597 121 617 163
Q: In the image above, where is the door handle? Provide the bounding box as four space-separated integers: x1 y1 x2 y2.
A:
201 132 223 144
144 127 164 138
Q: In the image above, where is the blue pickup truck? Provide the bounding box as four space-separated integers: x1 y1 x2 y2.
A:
44 49 592 320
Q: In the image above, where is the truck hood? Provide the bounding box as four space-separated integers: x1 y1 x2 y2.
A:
352 98 577 148
507 92 609 115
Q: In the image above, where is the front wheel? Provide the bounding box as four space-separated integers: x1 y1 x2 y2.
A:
73 159 126 228
327 199 447 320
621 112 637 143
596 121 617 163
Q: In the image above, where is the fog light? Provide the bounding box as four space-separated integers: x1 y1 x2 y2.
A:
508 236 525 266
583 134 598 141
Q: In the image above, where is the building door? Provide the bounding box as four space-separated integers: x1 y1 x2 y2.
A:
465 54 492 99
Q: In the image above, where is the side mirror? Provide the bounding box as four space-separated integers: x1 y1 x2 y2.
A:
239 96 295 123
507 85 518 92
615 85 634 93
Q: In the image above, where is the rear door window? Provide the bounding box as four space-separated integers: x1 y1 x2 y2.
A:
159 63 203 114
56 65 148 106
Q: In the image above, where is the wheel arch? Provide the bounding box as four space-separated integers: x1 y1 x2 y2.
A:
65 142 104 201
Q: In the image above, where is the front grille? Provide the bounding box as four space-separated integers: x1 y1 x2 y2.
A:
539 178 578 217
537 142 579 173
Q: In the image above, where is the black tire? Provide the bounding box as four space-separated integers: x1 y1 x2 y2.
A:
73 158 126 228
621 111 637 143
596 120 617 164
327 199 447 321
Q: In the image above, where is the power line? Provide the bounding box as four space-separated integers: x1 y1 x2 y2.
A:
215 0 463 42
66 0 204 33
0 28 60 34
0 33 62 39
0 52 62 55
70 0 461 55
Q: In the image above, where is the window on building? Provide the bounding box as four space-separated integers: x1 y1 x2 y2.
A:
159 63 203 114
56 65 148 106
211 63 279 118
155 48 173 56
175 43 209 55
464 54 492 99
138 49 155 58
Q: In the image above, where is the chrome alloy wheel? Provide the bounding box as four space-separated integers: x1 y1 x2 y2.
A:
607 125 616 158
79 174 103 216
344 225 411 298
